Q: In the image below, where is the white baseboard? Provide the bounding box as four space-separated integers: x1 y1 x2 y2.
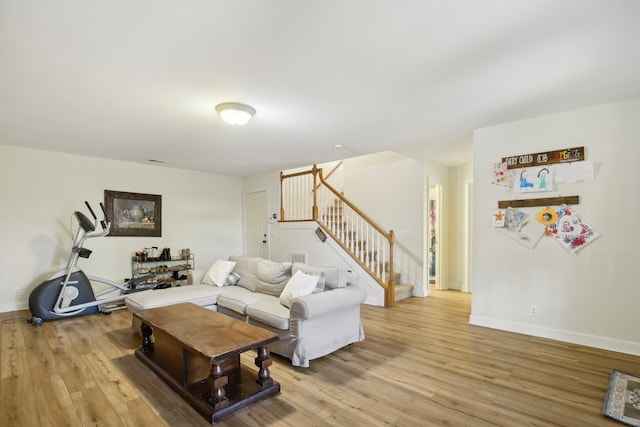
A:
1 301 28 314
469 315 640 356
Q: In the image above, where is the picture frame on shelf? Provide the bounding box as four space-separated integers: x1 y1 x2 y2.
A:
104 190 162 237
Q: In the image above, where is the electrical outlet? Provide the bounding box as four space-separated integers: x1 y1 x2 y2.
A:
14 288 22 296
529 305 538 316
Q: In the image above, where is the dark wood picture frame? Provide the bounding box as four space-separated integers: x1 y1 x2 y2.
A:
104 190 162 237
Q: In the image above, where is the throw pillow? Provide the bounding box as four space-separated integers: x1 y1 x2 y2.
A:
312 273 326 293
202 260 236 287
221 271 240 287
228 256 260 291
254 259 292 296
279 270 319 308
255 259 292 284
291 263 348 289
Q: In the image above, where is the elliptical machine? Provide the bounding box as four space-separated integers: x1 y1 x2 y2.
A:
29 201 151 325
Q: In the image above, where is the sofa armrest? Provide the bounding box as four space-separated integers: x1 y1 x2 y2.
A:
290 284 366 320
190 269 205 285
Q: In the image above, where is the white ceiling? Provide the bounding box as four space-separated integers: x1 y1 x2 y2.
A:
2 1 639 176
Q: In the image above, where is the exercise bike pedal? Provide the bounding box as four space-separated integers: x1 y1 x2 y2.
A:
28 317 43 327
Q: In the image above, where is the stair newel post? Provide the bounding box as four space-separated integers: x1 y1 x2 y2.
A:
387 230 395 308
312 165 319 221
279 171 286 221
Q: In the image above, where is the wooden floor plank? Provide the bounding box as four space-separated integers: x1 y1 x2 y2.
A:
1 290 637 426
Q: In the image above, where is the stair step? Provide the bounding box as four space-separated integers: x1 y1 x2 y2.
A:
394 284 413 301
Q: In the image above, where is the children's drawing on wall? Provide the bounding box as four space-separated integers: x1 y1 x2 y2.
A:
492 147 600 254
492 161 515 188
516 166 554 193
496 207 545 249
492 209 505 227
504 207 527 232
537 168 550 189
536 207 559 236
549 205 599 253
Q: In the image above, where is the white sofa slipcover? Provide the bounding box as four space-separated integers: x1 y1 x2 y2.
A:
124 256 366 367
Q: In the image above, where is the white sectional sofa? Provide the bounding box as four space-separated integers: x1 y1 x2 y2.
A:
124 256 366 368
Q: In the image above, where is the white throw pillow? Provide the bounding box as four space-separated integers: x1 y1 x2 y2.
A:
202 260 237 287
291 263 347 289
279 270 319 308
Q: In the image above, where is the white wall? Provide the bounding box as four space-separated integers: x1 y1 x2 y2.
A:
344 152 424 257
0 145 244 312
344 152 425 294
448 160 474 292
470 98 640 355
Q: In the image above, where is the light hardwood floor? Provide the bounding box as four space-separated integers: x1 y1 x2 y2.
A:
2 290 638 426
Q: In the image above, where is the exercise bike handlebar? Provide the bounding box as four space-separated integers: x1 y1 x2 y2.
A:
76 202 111 238
99 202 109 230
85 201 97 220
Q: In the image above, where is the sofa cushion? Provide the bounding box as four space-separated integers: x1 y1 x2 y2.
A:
280 270 319 308
256 259 292 283
217 291 275 315
254 259 292 296
202 260 236 287
228 256 260 291
125 284 246 312
292 263 347 289
246 300 290 330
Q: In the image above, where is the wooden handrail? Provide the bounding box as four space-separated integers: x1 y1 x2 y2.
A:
314 160 343 191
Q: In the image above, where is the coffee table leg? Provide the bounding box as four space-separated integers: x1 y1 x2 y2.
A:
208 361 229 409
141 322 154 354
255 346 274 387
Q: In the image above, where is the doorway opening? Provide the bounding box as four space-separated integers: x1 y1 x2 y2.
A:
427 179 443 290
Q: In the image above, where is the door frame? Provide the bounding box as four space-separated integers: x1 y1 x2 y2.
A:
424 176 444 294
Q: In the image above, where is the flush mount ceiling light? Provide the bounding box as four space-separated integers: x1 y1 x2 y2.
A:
215 102 256 126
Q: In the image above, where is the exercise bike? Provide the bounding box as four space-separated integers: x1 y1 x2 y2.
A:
29 201 152 325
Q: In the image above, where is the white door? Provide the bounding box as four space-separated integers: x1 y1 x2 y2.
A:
246 191 269 259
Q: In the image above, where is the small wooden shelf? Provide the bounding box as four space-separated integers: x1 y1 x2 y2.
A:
131 253 194 289
498 196 579 209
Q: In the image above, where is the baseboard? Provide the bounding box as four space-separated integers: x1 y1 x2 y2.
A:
1 301 28 314
469 315 640 357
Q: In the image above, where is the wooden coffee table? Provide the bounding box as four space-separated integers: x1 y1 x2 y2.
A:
132 302 280 424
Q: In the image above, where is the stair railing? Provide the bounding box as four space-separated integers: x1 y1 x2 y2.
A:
280 165 396 307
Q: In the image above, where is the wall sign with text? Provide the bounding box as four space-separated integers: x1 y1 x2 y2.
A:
502 147 584 169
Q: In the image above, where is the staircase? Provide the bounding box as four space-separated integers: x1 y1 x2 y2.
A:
322 199 413 302
280 164 415 306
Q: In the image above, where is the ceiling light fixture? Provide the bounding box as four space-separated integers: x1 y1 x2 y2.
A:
215 102 256 126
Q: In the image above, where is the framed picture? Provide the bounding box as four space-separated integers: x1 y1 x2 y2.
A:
104 190 162 237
